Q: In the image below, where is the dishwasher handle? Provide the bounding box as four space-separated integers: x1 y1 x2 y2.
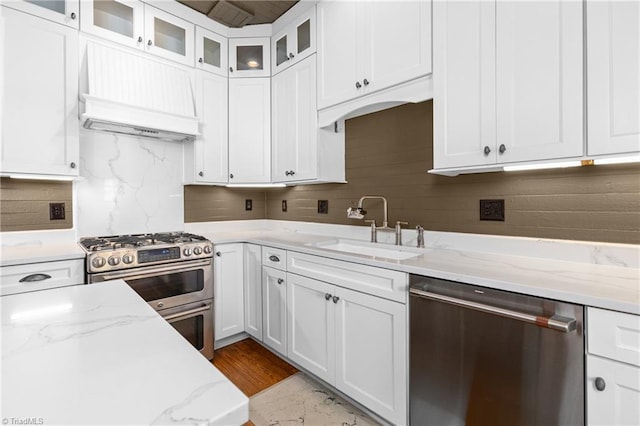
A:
410 288 577 333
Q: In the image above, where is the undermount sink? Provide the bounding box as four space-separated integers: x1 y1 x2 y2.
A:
307 239 422 260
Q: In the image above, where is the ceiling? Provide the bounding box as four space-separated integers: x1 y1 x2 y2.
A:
177 1 299 28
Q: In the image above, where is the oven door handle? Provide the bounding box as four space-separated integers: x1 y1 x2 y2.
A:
162 303 212 321
97 259 212 281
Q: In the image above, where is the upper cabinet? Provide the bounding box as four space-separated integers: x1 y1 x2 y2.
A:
229 37 270 78
317 0 431 110
3 0 79 28
80 0 195 66
0 6 79 177
272 55 345 184
272 6 316 75
195 25 227 77
586 1 640 157
432 0 583 171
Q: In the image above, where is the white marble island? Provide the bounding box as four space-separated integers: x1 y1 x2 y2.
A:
0 280 248 425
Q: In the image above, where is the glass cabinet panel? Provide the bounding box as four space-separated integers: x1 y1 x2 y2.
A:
276 35 288 66
26 0 65 14
236 45 264 71
93 0 134 38
203 37 221 67
297 19 311 54
154 17 186 56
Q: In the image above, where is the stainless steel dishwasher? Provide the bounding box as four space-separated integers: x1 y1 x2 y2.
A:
409 275 584 425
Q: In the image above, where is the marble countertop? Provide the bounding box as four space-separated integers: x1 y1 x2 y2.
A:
0 280 249 425
186 222 640 316
0 242 85 266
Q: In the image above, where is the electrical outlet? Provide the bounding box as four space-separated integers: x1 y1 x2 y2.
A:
479 199 505 221
49 203 66 220
245 199 252 211
282 200 287 212
317 200 329 214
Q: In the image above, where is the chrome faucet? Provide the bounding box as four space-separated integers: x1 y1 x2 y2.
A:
395 221 408 246
348 196 394 242
416 225 425 248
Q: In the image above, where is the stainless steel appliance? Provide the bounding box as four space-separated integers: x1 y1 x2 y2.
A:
409 275 584 425
80 232 214 360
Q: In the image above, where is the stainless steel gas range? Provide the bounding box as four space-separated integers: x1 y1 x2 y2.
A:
79 232 214 360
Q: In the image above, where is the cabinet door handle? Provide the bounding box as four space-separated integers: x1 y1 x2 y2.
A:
138 36 143 43
595 377 606 391
70 162 76 169
198 171 204 177
289 52 295 59
277 278 284 285
269 255 280 262
230 67 234 72
147 40 153 46
19 273 52 283
332 296 340 304
229 173 234 179
499 144 507 154
216 251 221 257
363 78 369 86
325 293 332 301
198 57 203 63
483 146 491 156
355 81 362 89
70 12 76 19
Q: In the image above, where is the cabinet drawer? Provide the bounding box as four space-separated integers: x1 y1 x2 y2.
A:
287 251 408 303
262 246 287 271
588 307 640 367
0 259 85 296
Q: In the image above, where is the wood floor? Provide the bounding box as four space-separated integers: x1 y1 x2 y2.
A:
212 338 298 397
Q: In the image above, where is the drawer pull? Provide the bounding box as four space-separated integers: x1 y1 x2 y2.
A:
19 273 52 283
277 278 284 285
269 255 280 262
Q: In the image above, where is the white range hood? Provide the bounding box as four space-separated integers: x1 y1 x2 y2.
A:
81 40 198 142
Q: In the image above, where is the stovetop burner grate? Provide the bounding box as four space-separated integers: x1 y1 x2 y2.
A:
79 232 209 252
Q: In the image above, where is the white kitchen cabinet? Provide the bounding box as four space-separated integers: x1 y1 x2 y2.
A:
287 273 335 384
184 70 228 185
0 6 80 177
244 244 262 341
433 0 583 171
0 258 84 296
214 243 245 341
195 25 227 77
317 0 431 110
143 4 194 67
272 55 345 184
586 308 640 425
3 0 79 28
229 37 270 78
228 77 271 183
262 266 287 356
586 1 640 157
80 0 144 49
272 5 315 75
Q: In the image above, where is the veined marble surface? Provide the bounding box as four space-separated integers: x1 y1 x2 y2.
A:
186 220 640 315
76 130 185 237
0 280 248 425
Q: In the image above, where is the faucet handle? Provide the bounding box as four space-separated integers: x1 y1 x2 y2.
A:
395 221 409 228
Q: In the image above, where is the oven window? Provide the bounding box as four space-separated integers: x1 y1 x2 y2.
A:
170 314 204 350
127 270 204 301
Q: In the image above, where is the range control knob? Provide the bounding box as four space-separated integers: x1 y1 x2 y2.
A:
92 257 106 268
108 256 121 266
122 254 135 264
203 245 212 254
183 248 193 256
194 246 203 255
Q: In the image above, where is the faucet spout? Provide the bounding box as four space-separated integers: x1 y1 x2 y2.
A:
356 196 390 228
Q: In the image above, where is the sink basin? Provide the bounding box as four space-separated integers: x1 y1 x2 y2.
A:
307 239 422 260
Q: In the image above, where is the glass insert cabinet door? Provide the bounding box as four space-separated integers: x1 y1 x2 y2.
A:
80 0 144 49
229 37 270 78
143 4 194 67
7 0 79 28
272 6 316 74
195 26 228 77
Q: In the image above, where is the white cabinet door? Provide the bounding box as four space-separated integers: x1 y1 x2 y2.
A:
185 70 228 184
587 355 640 426
0 6 79 176
214 243 245 341
3 0 79 28
80 0 144 49
143 4 194 67
244 244 262 341
195 26 227 77
229 37 270 78
272 6 316 75
287 273 335 384
262 266 287 355
316 0 358 109
272 55 318 183
587 1 640 156
432 1 496 169
228 77 271 183
363 1 431 97
334 286 407 426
